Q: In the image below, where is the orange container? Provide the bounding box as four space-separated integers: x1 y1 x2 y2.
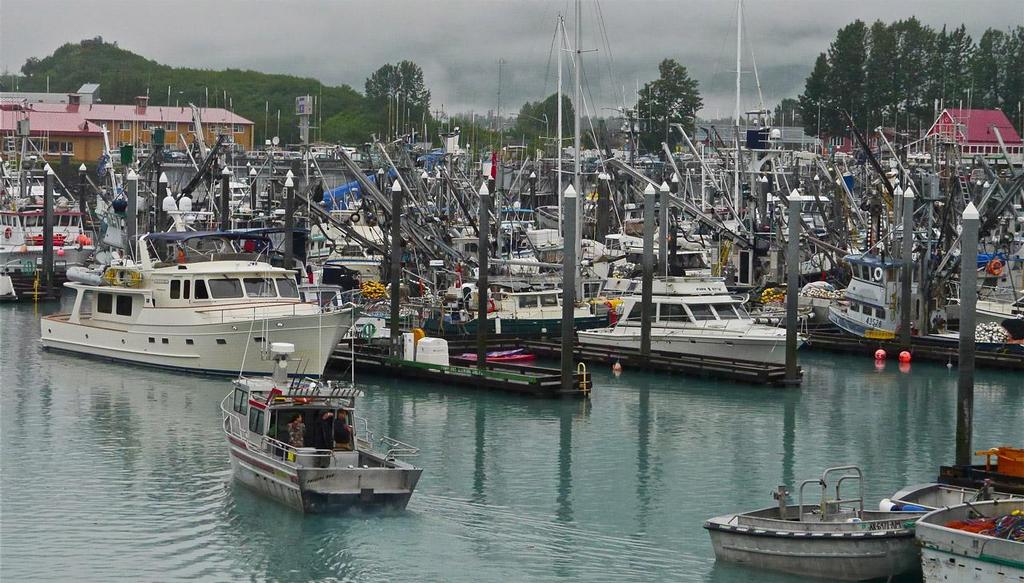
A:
976 447 1024 478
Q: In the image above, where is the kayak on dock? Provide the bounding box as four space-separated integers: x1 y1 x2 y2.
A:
456 348 537 363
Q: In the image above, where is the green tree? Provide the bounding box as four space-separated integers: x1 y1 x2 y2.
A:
893 17 936 126
636 58 702 150
772 97 803 126
825 20 868 131
798 53 831 137
971 29 1006 109
864 20 898 126
513 93 574 147
364 61 431 138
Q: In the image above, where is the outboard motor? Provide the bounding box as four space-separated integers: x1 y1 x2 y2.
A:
270 342 295 386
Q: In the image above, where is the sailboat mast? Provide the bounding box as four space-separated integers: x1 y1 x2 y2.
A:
557 15 564 236
573 0 582 246
733 0 743 212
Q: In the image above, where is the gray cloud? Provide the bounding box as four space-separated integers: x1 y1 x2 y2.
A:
2 0 1021 118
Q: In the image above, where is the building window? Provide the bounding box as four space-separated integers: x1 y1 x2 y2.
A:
120 121 132 130
233 124 244 133
47 141 74 155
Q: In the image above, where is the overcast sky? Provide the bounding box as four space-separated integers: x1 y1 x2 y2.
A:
2 1 1021 119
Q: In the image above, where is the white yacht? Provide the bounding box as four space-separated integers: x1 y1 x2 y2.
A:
40 231 352 377
579 276 800 365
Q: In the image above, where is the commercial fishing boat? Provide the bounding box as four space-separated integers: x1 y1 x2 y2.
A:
704 466 922 581
580 276 798 365
827 252 905 340
40 230 351 376
915 499 1024 582
221 343 421 512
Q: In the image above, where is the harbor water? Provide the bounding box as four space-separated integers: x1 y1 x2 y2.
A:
2 301 1021 582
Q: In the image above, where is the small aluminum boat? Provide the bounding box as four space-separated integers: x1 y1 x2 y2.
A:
883 481 1023 512
704 466 922 581
221 343 422 513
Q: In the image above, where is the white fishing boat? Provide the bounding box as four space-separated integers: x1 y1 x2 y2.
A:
580 276 799 365
827 252 910 340
40 230 351 377
704 466 922 581
915 499 1024 582
222 344 421 512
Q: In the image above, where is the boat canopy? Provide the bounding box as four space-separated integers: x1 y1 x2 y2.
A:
145 230 272 244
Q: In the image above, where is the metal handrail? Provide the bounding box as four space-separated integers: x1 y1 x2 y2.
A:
379 435 420 460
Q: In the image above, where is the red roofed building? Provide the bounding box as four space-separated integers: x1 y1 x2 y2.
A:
1 102 106 163
30 95 254 151
925 108 1023 161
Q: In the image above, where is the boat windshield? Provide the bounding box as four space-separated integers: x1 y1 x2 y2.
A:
688 304 716 321
658 303 690 322
710 304 741 319
276 278 299 298
244 278 277 298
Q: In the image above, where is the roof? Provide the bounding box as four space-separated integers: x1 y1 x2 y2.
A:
28 102 253 125
932 108 1022 145
0 108 104 136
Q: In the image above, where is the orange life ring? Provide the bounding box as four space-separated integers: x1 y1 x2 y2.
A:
3 227 10 239
986 259 1004 277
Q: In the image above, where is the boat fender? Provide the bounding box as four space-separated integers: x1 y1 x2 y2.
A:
3 227 10 239
878 498 896 512
894 503 927 512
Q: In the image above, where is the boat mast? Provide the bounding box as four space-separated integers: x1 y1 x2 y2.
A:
557 15 564 236
733 0 742 212
573 0 583 269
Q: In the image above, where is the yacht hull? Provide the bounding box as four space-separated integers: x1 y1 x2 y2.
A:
40 309 349 377
578 327 792 365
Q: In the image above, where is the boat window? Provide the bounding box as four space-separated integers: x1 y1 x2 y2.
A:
276 278 299 298
625 302 644 321
658 303 690 322
850 303 860 313
232 387 248 415
876 307 886 319
170 280 180 299
687 304 716 320
248 407 265 433
518 295 538 309
734 305 751 318
97 292 113 313
540 293 559 307
711 304 740 319
183 280 191 300
244 277 277 298
116 295 132 316
208 278 244 298
194 279 209 300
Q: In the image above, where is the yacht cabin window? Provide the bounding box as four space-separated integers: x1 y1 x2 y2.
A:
244 278 277 298
208 278 244 298
276 278 299 298
540 293 559 307
248 407 265 433
711 304 740 319
658 303 689 322
183 280 191 300
626 302 643 321
116 295 133 316
518 295 538 309
97 292 113 314
194 280 210 300
170 280 180 299
687 304 716 321
232 387 248 415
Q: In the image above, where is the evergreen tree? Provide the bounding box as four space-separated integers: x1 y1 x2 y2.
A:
798 53 831 137
893 17 935 127
364 61 431 137
971 29 1006 109
865 20 899 127
636 58 702 150
825 20 868 132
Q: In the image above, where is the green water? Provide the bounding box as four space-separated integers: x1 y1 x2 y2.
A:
1 301 1021 582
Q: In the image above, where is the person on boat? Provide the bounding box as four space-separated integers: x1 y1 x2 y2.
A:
287 414 305 448
333 411 352 450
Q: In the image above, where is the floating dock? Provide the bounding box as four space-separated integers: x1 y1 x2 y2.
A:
327 341 592 398
443 337 798 386
806 329 1024 370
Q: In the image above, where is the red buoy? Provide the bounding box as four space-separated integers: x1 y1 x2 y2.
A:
898 351 911 363
874 349 886 360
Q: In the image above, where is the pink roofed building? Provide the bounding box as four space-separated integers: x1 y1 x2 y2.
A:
925 108 1023 162
29 95 254 152
1 102 107 162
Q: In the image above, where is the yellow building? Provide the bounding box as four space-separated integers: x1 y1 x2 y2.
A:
1 105 106 164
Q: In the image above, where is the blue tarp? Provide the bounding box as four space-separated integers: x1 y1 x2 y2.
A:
323 168 398 210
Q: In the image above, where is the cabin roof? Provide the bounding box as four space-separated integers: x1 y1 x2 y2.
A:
27 102 253 125
927 108 1023 145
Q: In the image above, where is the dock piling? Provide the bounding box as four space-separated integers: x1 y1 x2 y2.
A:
900 186 914 348
77 164 88 218
391 179 404 358
156 172 168 232
283 175 295 270
478 182 491 367
955 202 979 465
125 169 138 261
641 182 656 358
561 183 578 391
785 190 801 384
219 166 231 231
42 166 55 293
659 181 670 276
